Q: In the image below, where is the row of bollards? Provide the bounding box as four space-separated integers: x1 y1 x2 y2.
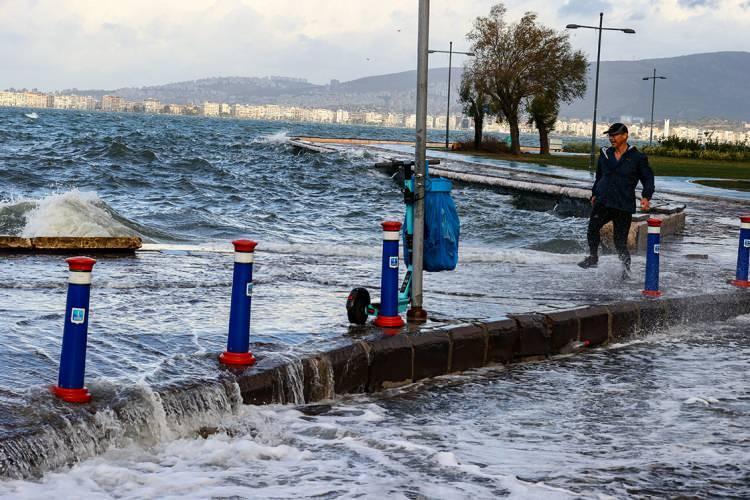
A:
48 216 750 404
640 215 750 296
52 240 258 403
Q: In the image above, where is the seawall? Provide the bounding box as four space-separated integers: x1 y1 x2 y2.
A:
2 290 748 479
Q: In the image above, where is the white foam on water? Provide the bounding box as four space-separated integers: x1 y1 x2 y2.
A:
20 189 139 238
0 401 576 500
252 130 290 144
459 247 583 264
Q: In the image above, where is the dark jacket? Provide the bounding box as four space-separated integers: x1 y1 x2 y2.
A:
592 145 655 213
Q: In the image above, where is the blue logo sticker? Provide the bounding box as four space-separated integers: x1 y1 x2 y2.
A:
71 307 86 324
653 244 660 255
246 282 254 297
389 256 399 268
744 239 750 248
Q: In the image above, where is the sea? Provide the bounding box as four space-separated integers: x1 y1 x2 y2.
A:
0 107 748 498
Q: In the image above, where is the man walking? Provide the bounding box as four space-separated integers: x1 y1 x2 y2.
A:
578 123 655 276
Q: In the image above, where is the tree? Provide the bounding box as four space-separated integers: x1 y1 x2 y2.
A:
527 40 586 154
527 93 558 155
458 61 489 149
467 4 587 155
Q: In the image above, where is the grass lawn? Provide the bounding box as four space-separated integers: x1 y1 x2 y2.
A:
432 147 750 180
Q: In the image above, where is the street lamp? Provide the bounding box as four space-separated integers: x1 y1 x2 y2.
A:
642 68 667 145
566 13 635 175
429 42 474 149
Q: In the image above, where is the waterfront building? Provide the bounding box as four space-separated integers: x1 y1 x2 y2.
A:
101 95 124 112
143 98 161 114
199 102 220 117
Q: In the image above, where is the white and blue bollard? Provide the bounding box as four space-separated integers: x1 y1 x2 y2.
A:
220 240 258 366
642 218 663 297
374 221 405 329
730 216 750 288
52 256 96 403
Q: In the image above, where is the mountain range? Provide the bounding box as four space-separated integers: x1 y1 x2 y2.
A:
66 51 750 122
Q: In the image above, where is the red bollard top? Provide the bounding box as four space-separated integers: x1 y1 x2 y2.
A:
740 216 750 224
232 239 258 253
381 221 402 232
647 218 662 227
66 256 96 272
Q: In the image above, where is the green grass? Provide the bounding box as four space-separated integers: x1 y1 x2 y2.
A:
434 147 750 180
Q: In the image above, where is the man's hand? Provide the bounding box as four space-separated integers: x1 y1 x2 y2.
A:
591 196 596 206
640 198 650 212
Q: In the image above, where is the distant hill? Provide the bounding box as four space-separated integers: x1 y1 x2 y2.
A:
68 52 750 121
561 51 750 122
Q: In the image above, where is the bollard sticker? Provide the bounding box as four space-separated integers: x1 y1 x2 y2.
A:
744 239 750 248
246 282 254 297
71 307 86 324
389 256 399 268
653 244 660 255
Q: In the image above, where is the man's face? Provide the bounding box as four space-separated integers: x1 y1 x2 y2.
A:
609 132 628 148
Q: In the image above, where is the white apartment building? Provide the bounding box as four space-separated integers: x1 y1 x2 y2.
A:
143 98 161 114
200 102 220 117
101 95 124 112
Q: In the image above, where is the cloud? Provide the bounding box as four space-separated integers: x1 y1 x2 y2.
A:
558 0 613 17
678 0 718 7
0 0 748 90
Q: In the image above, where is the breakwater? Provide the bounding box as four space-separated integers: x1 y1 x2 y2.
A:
2 289 747 480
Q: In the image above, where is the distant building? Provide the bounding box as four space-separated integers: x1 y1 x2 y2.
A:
200 102 220 117
143 98 161 113
101 95 124 112
663 119 670 138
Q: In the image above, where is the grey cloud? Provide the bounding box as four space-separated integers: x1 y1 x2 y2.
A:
741 1 750 9
678 0 719 7
558 0 613 17
628 11 647 21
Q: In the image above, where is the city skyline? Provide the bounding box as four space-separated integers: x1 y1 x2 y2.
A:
1 0 749 91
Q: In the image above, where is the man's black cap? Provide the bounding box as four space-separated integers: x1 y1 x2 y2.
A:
604 122 628 135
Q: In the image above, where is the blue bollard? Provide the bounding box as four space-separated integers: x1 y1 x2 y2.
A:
730 216 750 288
219 239 258 365
374 221 405 329
52 256 96 403
642 218 663 297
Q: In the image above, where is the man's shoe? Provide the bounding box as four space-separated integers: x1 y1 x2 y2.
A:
577 256 598 269
621 267 632 280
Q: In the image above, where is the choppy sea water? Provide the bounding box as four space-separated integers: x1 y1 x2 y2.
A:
1 108 749 496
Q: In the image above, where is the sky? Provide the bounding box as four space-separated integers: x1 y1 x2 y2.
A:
1 0 749 91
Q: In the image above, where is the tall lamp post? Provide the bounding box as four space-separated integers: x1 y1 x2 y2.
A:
566 13 635 175
643 68 667 146
428 42 474 149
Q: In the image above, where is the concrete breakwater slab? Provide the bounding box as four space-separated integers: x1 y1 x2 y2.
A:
2 290 748 480
0 236 142 253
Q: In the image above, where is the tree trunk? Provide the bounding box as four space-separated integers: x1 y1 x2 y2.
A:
538 124 550 155
473 114 484 149
507 114 521 155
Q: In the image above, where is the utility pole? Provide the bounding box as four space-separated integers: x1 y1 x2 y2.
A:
408 0 429 324
642 68 667 146
428 43 474 150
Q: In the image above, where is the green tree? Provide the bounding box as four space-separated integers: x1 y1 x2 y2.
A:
467 4 587 155
527 93 558 155
458 61 489 149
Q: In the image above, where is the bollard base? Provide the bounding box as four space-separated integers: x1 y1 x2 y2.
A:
730 279 750 288
51 386 91 403
641 290 663 297
406 307 428 324
374 315 405 328
219 351 257 366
